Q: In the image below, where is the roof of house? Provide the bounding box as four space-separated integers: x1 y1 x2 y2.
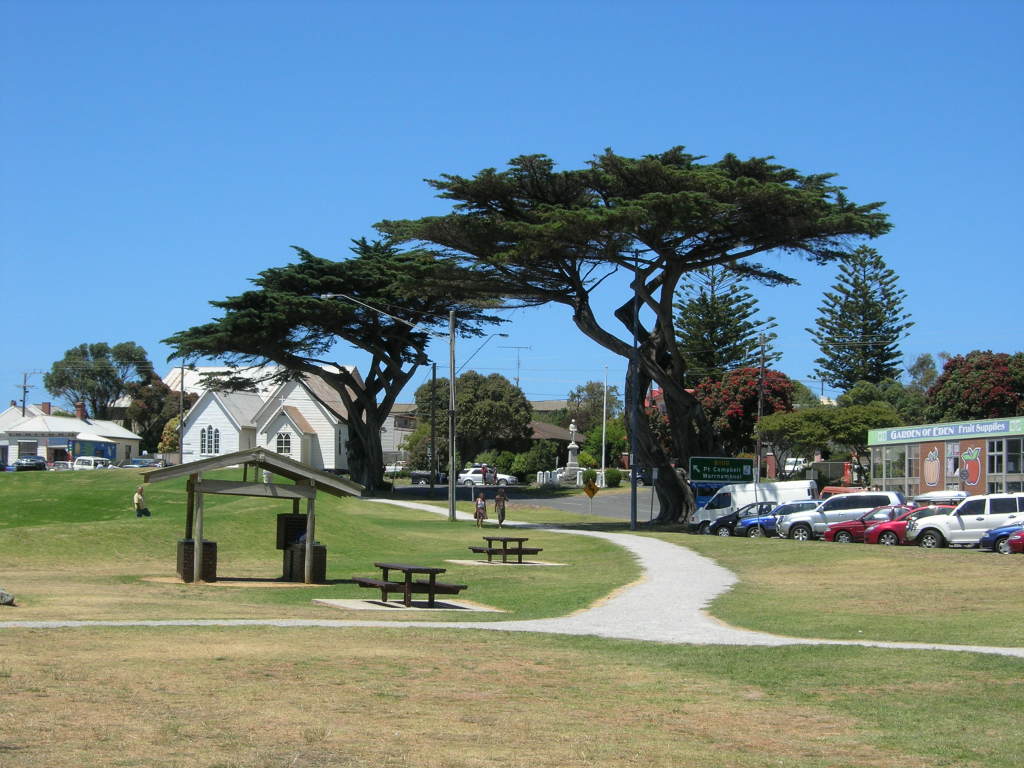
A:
218 391 266 428
390 403 416 414
0 405 44 432
530 400 568 413
282 405 315 435
6 414 142 441
529 420 573 441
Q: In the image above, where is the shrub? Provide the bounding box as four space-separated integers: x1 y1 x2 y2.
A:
578 450 599 469
604 468 622 487
581 469 598 486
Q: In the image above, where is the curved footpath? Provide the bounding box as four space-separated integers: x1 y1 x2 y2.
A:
2 498 1022 659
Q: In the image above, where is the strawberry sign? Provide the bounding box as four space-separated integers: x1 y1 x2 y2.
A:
960 447 982 486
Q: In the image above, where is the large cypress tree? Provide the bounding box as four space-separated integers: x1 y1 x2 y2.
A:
673 266 780 383
808 246 912 390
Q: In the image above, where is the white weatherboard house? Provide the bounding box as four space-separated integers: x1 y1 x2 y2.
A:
0 401 141 465
180 372 360 472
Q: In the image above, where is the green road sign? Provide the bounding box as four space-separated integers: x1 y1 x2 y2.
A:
688 456 754 483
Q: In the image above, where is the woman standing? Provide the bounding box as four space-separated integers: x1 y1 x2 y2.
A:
493 488 507 528
473 492 487 527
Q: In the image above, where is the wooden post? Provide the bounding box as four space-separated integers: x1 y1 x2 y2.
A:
304 481 316 584
193 473 204 584
292 498 300 515
185 474 196 539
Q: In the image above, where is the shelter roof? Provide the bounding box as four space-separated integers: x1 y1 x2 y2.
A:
142 447 364 498
529 420 573 441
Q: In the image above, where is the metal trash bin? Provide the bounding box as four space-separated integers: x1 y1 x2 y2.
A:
177 539 218 582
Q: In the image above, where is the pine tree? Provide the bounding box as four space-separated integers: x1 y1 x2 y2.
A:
808 247 913 390
673 266 779 383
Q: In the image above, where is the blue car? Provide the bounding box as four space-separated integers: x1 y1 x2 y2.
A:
978 522 1024 554
734 499 820 538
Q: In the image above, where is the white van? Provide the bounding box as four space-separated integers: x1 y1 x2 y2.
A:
73 456 112 471
689 480 818 532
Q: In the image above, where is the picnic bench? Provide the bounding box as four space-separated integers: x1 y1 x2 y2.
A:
469 535 543 564
351 562 467 607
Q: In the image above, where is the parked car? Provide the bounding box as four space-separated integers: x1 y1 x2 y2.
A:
863 505 956 545
457 466 518 486
776 491 906 541
127 457 164 468
49 460 73 471
408 469 448 485
822 505 911 543
905 493 1024 548
734 500 821 538
978 522 1024 554
12 455 48 471
708 501 777 536
73 456 112 470
1007 528 1024 554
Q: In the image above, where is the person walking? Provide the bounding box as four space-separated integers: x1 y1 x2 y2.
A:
494 487 507 528
474 492 487 527
133 485 151 518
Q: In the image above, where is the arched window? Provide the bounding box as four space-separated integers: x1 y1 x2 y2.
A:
201 427 220 455
211 427 220 454
276 432 291 455
200 427 208 455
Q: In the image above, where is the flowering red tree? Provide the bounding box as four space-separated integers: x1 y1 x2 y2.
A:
926 351 1024 421
695 368 795 455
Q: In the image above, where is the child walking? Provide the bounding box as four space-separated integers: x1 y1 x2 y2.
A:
474 492 487 527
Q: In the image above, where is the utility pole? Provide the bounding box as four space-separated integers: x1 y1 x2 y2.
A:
448 310 457 522
20 371 43 416
755 333 766 487
430 362 436 492
499 345 531 389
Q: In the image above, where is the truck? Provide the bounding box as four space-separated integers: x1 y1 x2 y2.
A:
688 479 819 533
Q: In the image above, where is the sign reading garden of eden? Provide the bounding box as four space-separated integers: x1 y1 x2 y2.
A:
869 418 1024 446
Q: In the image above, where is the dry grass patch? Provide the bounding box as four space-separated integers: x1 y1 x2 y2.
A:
0 627 966 768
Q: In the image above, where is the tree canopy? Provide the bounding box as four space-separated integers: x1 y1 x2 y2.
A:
808 246 912 390
44 342 153 419
926 351 1024 421
163 239 501 490
694 367 795 456
674 266 779 382
566 380 623 434
381 146 889 522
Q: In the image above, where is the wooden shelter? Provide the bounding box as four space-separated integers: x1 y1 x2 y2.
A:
143 447 363 584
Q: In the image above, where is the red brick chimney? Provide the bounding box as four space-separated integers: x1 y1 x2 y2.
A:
40 402 51 415
75 402 87 420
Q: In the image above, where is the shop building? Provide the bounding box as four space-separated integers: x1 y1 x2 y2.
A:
868 417 1024 496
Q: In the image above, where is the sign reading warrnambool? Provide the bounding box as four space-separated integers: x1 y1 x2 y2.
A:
689 457 754 483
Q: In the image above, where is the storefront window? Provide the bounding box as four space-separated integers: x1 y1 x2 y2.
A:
884 446 906 481
945 441 960 477
988 439 1004 474
907 445 920 480
1006 438 1022 475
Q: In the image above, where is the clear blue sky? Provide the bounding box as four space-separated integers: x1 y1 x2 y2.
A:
3 1 1021 410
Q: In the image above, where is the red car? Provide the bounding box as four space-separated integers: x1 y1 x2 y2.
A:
863 504 956 546
1008 528 1024 554
823 505 911 543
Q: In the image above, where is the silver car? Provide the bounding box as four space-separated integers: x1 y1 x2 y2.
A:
776 491 906 541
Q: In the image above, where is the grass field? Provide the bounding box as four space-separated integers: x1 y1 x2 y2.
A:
1 469 1022 767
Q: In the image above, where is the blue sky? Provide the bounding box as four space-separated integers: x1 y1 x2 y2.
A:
2 1 1021 410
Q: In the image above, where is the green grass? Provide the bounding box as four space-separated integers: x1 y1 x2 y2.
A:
657 532 1024 647
0 468 639 622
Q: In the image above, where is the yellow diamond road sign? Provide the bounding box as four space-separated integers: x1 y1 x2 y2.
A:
584 480 599 498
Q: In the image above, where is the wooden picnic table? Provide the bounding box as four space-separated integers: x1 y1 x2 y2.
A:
469 536 543 564
351 562 466 607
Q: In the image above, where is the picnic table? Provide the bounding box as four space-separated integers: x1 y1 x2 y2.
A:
351 562 467 607
469 536 543 564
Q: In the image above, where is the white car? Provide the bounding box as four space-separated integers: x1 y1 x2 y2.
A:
73 456 112 470
457 467 518 486
776 491 906 541
905 492 1024 548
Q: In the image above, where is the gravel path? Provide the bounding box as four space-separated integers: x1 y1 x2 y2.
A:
3 498 1022 658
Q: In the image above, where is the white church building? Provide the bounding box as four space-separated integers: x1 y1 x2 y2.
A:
180 369 359 473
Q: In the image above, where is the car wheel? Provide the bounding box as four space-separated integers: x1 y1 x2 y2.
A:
917 529 945 548
747 525 764 538
497 479 507 486
835 530 853 543
878 531 899 546
463 480 474 487
416 479 428 486
790 524 812 541
696 521 710 535
996 536 1011 555
715 527 732 537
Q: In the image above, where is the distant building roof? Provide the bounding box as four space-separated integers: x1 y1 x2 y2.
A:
531 400 567 413
529 420 573 441
6 413 141 441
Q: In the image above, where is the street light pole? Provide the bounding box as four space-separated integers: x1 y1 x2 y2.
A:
448 310 457 522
